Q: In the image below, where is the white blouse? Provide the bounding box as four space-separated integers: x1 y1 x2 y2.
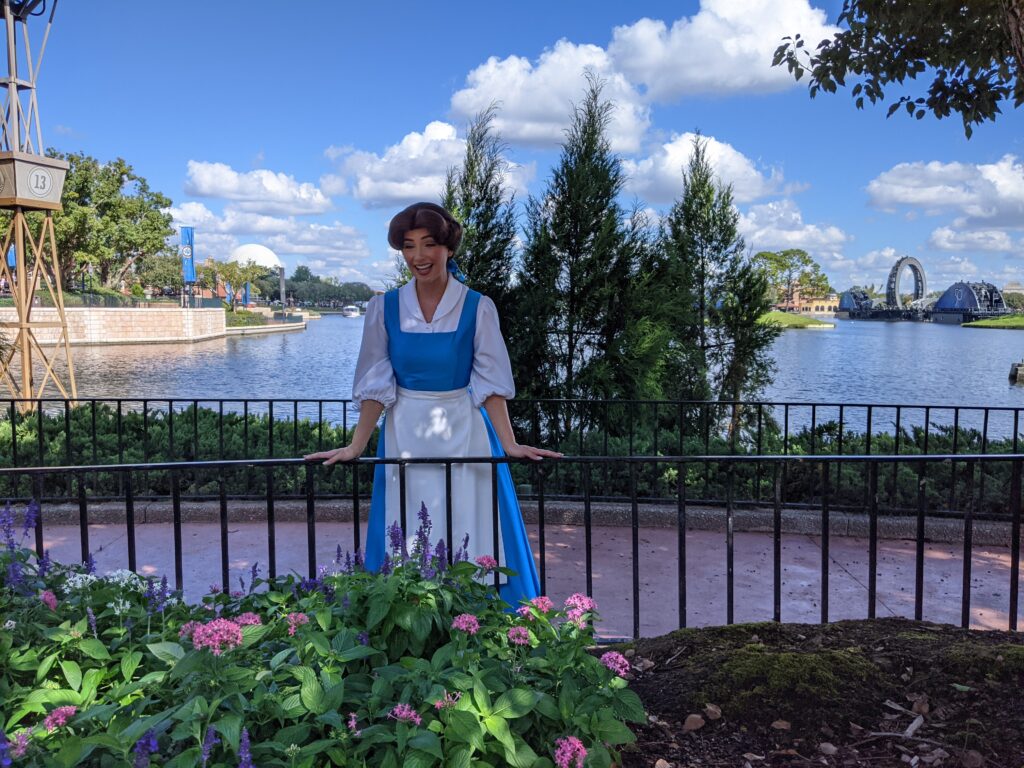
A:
352 278 516 409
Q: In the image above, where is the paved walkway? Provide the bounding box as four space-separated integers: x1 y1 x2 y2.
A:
39 522 1022 638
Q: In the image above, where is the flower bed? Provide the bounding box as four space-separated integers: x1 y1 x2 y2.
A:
0 502 644 767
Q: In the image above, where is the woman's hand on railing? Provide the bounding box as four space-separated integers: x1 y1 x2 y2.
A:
303 445 362 465
503 443 563 461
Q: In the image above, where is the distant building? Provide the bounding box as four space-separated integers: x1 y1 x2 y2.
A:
775 288 839 315
1003 281 1024 295
930 281 1009 324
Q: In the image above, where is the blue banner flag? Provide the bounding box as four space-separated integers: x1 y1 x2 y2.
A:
224 281 233 303
6 246 15 269
180 227 196 283
243 282 250 306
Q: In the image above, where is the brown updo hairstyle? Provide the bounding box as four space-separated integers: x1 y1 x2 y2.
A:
387 202 463 254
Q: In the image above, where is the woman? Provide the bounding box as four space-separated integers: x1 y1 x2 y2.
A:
305 202 560 606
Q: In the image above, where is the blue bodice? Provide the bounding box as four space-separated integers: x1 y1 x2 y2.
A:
384 287 481 391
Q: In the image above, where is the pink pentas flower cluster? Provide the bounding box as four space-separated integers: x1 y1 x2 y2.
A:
43 705 77 732
564 593 597 628
178 621 200 640
39 590 57 611
347 712 361 737
507 626 531 646
389 703 422 726
554 736 587 768
474 555 498 570
234 612 262 626
517 595 556 621
450 613 479 634
600 651 631 677
287 612 309 636
191 618 243 656
433 690 461 710
10 730 29 757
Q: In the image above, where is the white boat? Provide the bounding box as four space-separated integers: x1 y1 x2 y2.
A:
341 305 361 318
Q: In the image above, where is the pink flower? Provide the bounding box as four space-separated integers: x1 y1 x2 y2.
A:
208 584 221 594
507 626 530 646
564 593 597 628
11 731 29 757
516 605 535 621
389 703 422 726
39 590 57 611
234 612 262 626
190 618 243 656
286 612 309 636
177 621 200 640
600 651 631 677
554 736 587 768
531 596 554 613
474 555 498 570
43 705 77 732
433 691 461 710
230 590 245 598
347 712 361 737
450 613 479 635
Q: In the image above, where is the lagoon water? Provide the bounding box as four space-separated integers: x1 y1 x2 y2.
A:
60 315 1024 437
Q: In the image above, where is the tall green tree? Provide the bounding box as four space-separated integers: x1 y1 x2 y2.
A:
48 150 175 287
755 248 832 306
659 137 780 412
442 105 518 320
773 0 1024 137
510 76 640 415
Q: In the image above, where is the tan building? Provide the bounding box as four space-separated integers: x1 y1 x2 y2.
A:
1003 281 1024 295
775 288 839 315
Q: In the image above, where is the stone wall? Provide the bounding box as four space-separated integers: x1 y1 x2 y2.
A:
0 307 226 345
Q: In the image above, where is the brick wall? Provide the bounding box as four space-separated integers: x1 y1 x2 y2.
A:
0 307 226 345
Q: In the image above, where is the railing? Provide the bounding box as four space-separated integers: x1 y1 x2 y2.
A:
2 398 1023 516
2 453 1021 638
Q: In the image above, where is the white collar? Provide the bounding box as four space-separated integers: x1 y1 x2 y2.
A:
400 276 464 323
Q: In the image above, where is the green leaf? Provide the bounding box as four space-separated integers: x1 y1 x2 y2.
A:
55 736 92 768
308 632 331 656
315 608 333 631
483 715 514 752
366 597 391 630
611 688 647 723
78 638 111 660
216 713 242 752
120 650 143 681
446 745 472 768
335 645 378 663
300 675 328 715
147 641 185 665
472 678 492 716
491 688 536 719
275 724 311 747
35 651 59 683
240 623 271 647
402 749 437 768
408 731 443 759
591 714 635 745
60 660 83 691
444 710 485 751
270 647 293 670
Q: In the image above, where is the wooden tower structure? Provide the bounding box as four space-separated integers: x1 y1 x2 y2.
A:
0 0 75 407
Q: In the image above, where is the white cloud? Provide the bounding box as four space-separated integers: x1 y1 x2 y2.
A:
608 0 839 100
184 160 332 215
451 40 649 153
340 121 531 209
319 173 349 196
928 227 1015 252
623 132 783 204
867 155 1024 231
739 199 850 267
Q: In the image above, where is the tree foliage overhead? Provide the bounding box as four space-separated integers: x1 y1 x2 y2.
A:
773 0 1024 137
755 249 832 306
442 105 519 321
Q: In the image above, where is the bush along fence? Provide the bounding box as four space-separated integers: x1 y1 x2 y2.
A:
0 502 644 768
2 398 1024 516
2 453 1022 638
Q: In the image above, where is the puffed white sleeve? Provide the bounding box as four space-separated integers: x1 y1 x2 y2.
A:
470 295 516 407
351 296 396 410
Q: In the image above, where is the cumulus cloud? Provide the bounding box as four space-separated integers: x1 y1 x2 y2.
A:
623 132 783 204
451 40 649 153
608 0 839 100
739 199 850 267
867 155 1024 233
928 227 1015 252
185 160 332 215
339 121 531 209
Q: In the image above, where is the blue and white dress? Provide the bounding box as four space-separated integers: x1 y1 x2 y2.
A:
352 278 540 606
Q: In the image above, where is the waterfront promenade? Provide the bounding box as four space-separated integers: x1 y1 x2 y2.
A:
37 517 1019 638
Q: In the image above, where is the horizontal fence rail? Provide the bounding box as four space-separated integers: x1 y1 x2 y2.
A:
2 397 1023 518
2 452 1021 639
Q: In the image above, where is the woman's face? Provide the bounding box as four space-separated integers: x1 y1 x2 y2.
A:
402 227 449 287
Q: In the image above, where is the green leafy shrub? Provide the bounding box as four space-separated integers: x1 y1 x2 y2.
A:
0 502 644 767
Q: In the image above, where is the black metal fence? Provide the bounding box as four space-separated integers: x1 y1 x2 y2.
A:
2 452 1021 638
2 398 1023 517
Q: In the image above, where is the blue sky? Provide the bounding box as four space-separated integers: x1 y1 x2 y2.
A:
36 1 1024 291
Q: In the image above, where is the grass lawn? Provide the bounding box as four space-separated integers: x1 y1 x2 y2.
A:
759 310 834 328
963 314 1024 329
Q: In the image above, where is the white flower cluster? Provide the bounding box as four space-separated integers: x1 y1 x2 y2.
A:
62 572 98 594
2 619 15 631
104 569 146 592
106 598 132 616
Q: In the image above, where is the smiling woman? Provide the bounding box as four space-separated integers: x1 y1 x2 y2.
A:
305 202 561 609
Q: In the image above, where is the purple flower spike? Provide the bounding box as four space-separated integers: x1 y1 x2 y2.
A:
85 552 97 575
21 501 38 541
387 522 405 557
201 725 220 766
38 549 51 578
86 607 97 638
132 729 158 768
238 728 253 768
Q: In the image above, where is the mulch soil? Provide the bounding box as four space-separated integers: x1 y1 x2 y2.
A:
611 618 1024 768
